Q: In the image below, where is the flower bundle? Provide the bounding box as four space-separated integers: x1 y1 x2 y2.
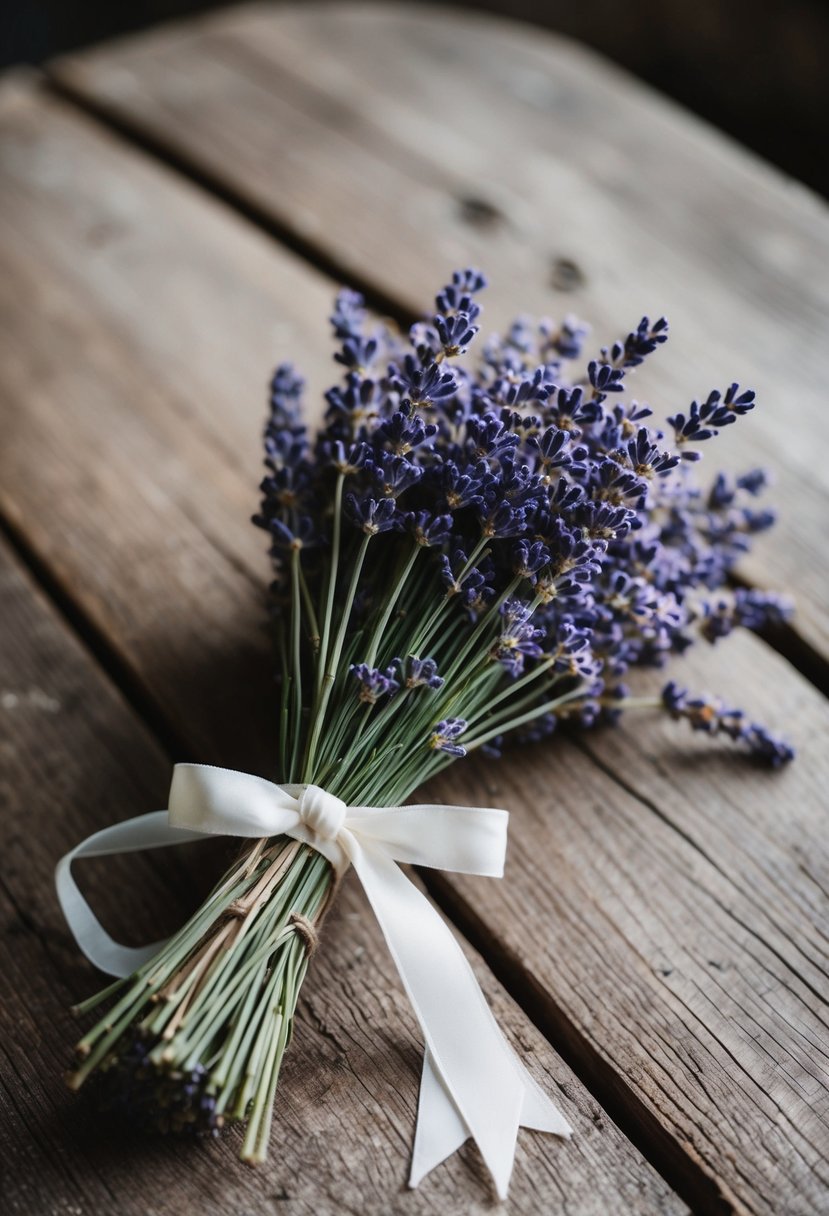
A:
64 270 792 1179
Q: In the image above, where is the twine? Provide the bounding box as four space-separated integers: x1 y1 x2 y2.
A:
290 911 319 957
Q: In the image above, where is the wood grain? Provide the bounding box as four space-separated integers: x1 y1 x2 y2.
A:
429 629 829 1216
0 531 686 1215
48 2 829 669
0 75 336 773
1 65 827 1215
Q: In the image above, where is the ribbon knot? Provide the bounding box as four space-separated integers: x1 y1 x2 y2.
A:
297 784 346 841
55 763 571 1197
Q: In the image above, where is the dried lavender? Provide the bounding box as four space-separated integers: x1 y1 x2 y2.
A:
70 269 792 1162
255 267 792 776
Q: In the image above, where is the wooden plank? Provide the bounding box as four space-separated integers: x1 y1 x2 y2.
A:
0 539 685 1214
429 629 829 1216
0 74 335 774
1 77 827 1212
49 1 829 669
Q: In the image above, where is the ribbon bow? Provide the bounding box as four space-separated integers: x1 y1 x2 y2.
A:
56 763 571 1197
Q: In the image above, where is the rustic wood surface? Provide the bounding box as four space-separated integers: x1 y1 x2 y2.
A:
50 1 829 675
1 5 827 1214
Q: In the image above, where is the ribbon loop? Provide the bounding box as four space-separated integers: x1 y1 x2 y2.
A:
56 762 571 1197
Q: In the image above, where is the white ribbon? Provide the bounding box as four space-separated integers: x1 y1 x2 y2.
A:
56 763 571 1196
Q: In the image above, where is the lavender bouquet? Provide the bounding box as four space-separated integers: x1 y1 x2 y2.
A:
63 270 791 1181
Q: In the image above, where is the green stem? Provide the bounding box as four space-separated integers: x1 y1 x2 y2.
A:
405 536 489 656
315 472 345 694
289 547 304 778
298 562 320 652
464 685 587 750
362 542 421 669
463 654 559 725
441 575 523 685
302 532 371 781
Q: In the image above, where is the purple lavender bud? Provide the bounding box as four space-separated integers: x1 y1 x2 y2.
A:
407 510 453 547
377 409 438 455
699 589 793 642
660 681 793 765
489 600 544 676
390 354 458 407
465 415 520 462
479 500 527 539
429 718 468 756
369 453 424 498
262 515 317 552
330 287 367 340
335 334 379 372
626 428 680 479
547 314 589 361
440 460 491 511
350 663 400 704
588 361 625 397
395 656 444 690
741 725 795 767
513 540 551 577
433 311 479 357
345 494 400 535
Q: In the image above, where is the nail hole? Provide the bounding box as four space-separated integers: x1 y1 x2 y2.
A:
457 196 503 229
550 256 586 291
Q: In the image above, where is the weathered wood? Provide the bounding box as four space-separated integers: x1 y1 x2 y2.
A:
49 1 829 670
429 629 829 1216
0 75 334 774
1 66 827 1214
0 532 686 1215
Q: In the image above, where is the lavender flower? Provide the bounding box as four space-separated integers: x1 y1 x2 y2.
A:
396 656 444 689
351 663 400 704
490 601 544 677
430 718 468 757
345 494 399 535
698 588 792 642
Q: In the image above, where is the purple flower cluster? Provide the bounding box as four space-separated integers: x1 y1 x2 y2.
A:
91 1034 222 1138
350 656 445 704
430 718 469 757
255 270 793 764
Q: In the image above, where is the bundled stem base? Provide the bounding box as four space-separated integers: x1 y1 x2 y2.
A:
69 840 335 1162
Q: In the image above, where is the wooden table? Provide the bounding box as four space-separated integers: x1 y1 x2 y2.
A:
2 5 828 1213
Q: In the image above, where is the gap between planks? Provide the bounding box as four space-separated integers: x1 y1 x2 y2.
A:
0 507 187 762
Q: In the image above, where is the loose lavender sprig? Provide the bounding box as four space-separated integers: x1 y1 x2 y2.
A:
661 681 795 766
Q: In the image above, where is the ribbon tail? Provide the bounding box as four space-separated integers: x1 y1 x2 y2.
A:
521 1072 574 1136
347 837 570 1199
410 1048 471 1187
55 810 207 978
410 1043 572 1188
